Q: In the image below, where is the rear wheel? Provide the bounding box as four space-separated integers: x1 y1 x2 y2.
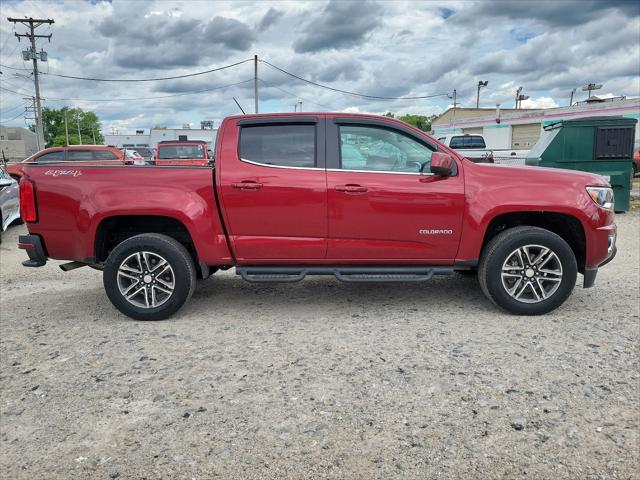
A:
478 226 577 315
103 233 196 320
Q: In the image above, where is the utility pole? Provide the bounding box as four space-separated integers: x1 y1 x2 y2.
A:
8 17 54 150
476 80 488 109
23 96 40 150
64 109 69 145
254 54 259 114
76 113 82 145
298 100 302 112
569 88 576 107
92 128 96 144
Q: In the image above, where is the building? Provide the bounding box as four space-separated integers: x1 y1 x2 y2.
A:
432 97 640 150
104 127 218 150
0 126 39 162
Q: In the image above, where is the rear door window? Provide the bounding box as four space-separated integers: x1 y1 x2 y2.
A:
34 151 66 163
240 125 316 168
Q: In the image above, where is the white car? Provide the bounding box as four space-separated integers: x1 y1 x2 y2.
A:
0 165 21 242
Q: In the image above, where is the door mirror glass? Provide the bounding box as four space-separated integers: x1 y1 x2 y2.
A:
430 152 454 176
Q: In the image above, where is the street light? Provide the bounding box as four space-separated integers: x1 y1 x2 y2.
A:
476 80 488 108
517 94 530 109
515 86 523 108
582 83 603 100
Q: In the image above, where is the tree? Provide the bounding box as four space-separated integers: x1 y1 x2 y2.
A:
397 114 439 132
379 112 439 132
30 107 104 147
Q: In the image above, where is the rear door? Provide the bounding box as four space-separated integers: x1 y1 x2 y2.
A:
326 117 464 262
218 116 327 261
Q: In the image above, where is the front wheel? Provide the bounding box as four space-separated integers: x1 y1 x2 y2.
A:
478 226 577 315
103 233 196 320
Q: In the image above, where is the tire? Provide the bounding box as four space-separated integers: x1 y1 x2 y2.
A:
103 233 196 320
478 226 577 315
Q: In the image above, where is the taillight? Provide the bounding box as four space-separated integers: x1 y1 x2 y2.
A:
20 178 37 222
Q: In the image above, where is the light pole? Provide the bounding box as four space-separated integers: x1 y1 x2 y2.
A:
476 80 488 108
569 88 577 106
582 83 602 100
515 86 522 108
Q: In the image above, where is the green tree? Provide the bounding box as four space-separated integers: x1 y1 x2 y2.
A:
30 107 104 147
397 114 439 132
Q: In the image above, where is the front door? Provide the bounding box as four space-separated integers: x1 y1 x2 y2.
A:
219 117 327 261
326 120 464 262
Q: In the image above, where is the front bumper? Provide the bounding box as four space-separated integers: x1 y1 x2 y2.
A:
18 234 47 267
583 235 617 288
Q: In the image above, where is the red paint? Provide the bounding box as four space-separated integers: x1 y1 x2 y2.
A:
21 113 615 272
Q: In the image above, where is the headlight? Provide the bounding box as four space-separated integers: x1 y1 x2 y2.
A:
586 186 614 210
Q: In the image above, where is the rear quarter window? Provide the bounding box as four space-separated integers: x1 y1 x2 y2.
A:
66 150 95 161
239 124 316 168
93 150 119 160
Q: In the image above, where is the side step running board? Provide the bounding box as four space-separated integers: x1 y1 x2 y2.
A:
236 266 453 284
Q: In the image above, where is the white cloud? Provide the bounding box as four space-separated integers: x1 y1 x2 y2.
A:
520 97 559 109
0 0 638 133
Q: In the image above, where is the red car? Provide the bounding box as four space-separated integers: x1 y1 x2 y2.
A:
6 145 126 180
155 140 211 166
18 113 616 320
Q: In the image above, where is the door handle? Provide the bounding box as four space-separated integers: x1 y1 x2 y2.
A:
335 184 368 193
232 181 263 190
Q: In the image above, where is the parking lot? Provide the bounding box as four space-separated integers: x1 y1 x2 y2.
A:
1 211 638 479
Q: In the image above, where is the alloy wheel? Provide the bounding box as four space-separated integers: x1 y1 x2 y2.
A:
117 251 175 308
501 244 563 304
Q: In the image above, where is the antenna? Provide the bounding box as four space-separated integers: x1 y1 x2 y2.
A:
233 97 246 114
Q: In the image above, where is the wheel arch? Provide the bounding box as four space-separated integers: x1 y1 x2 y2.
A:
480 211 586 273
95 214 198 267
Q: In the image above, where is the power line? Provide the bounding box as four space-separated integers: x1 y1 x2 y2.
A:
0 85 30 96
0 110 26 123
258 78 334 110
0 58 253 82
42 78 254 102
259 59 449 101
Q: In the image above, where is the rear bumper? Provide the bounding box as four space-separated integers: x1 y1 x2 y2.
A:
18 234 47 267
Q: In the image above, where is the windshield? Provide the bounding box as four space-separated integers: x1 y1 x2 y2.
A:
158 145 205 159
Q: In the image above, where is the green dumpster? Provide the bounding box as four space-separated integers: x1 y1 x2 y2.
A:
526 116 637 212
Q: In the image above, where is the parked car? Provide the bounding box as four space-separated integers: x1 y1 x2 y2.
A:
123 149 146 165
0 165 21 243
155 140 211 166
633 147 639 176
5 145 126 179
133 147 155 163
18 113 616 320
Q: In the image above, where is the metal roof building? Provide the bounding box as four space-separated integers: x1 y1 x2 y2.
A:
432 97 640 151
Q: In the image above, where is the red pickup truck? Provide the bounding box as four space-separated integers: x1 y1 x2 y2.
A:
18 113 617 320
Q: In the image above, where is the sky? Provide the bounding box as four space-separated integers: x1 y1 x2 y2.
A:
0 0 639 134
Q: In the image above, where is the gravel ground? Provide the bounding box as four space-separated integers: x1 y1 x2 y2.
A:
1 212 639 480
